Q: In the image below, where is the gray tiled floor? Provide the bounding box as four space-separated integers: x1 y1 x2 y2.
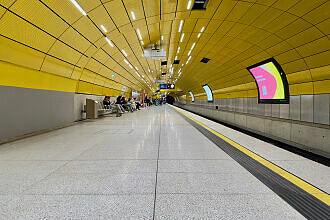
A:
0 105 313 219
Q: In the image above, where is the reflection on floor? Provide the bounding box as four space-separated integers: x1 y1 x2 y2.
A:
0 105 328 219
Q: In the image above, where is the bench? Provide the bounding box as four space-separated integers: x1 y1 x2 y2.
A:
86 99 119 119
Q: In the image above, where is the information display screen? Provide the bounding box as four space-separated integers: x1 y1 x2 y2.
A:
160 84 175 89
189 91 195 102
202 85 213 102
247 58 289 104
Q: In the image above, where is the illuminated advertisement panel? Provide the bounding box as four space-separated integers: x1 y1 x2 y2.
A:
202 84 213 102
189 91 195 102
247 58 289 104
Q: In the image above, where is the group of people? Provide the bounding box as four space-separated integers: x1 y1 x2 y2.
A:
103 96 141 117
144 96 165 106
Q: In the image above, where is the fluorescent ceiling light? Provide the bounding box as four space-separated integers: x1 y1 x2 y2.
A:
148 69 150 72
122 49 128 57
191 42 196 50
180 33 185 42
135 67 139 70
188 50 192 56
197 33 201 38
141 41 144 45
161 35 164 40
187 0 192 10
188 56 192 61
201 26 205 32
177 47 180 53
129 64 133 69
175 56 177 60
137 29 142 40
178 20 184 32
70 0 87 16
131 11 136 20
124 59 129 64
100 25 107 33
105 37 113 47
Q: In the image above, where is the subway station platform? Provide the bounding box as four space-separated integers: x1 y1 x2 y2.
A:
0 105 329 219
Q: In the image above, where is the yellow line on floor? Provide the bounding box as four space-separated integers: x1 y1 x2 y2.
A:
171 105 330 206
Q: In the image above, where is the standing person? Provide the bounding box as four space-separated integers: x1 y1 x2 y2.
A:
135 98 141 110
144 96 148 107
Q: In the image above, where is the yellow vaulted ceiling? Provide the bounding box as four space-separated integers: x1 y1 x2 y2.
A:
0 0 329 96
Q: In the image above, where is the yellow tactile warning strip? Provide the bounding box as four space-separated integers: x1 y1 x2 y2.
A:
170 105 330 206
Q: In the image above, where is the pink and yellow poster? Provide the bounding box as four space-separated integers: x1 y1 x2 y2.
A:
247 58 289 103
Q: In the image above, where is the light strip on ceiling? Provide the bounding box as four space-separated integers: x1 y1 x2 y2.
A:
180 33 185 42
122 49 128 57
100 25 107 33
131 11 136 20
191 42 196 50
188 50 192 56
137 29 142 40
187 0 192 10
105 37 113 47
70 0 87 16
201 26 205 32
177 47 180 53
178 20 184 32
161 35 164 40
197 33 201 38
141 41 144 45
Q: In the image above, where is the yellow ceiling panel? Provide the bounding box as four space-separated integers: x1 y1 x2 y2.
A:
47 41 82 65
41 55 74 78
286 27 324 48
10 0 68 37
0 35 44 70
0 13 55 51
161 0 177 15
1 0 16 8
281 58 309 74
124 0 144 21
59 27 92 53
213 0 237 21
304 50 330 69
288 0 327 17
276 19 312 40
142 0 159 17
104 0 130 27
41 0 84 24
226 1 252 22
88 7 117 34
72 17 103 43
274 49 302 64
272 0 300 11
303 1 330 25
295 37 329 58
251 7 282 28
316 18 330 35
238 4 268 25
265 12 297 33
